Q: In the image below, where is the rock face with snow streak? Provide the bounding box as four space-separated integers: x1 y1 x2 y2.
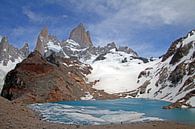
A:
0 37 29 66
1 51 117 104
61 40 138 61
69 23 93 48
35 27 68 58
136 30 195 108
20 43 29 58
0 37 29 91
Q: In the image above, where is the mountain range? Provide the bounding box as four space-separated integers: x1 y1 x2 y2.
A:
0 24 194 108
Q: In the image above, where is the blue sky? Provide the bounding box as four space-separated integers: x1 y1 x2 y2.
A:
0 0 195 57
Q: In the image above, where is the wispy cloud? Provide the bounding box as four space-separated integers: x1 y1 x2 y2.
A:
23 7 43 23
68 0 195 26
66 0 195 56
1 0 195 57
22 7 68 24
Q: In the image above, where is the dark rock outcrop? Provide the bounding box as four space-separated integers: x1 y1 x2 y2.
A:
170 42 193 65
162 38 183 62
131 56 149 63
118 46 138 56
163 90 195 109
138 80 151 94
93 53 106 62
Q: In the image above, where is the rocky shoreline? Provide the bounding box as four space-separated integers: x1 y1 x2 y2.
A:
0 96 194 129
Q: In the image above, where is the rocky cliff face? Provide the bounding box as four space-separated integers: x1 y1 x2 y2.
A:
0 37 29 91
1 51 116 104
135 30 195 108
35 27 48 56
35 27 68 58
0 37 29 66
69 23 93 48
20 43 29 58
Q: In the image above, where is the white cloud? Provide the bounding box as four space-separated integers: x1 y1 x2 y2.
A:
44 0 195 37
22 7 68 24
23 7 43 23
69 0 195 26
21 0 195 56
66 0 195 56
65 0 195 35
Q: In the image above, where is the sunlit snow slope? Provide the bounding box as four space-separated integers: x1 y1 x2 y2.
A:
87 49 158 94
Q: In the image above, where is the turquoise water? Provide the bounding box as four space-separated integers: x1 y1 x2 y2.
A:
30 98 195 125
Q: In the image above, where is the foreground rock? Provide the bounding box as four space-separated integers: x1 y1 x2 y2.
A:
1 51 116 104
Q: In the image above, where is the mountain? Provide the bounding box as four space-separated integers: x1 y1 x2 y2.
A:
35 27 48 56
0 37 29 91
0 23 194 108
0 23 139 103
135 30 195 108
35 27 68 58
34 24 138 62
69 23 93 48
1 51 116 104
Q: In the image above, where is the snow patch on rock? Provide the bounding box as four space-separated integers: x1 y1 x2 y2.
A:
80 92 94 100
47 41 62 53
187 97 195 107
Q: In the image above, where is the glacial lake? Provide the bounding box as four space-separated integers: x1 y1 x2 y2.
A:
30 98 195 125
